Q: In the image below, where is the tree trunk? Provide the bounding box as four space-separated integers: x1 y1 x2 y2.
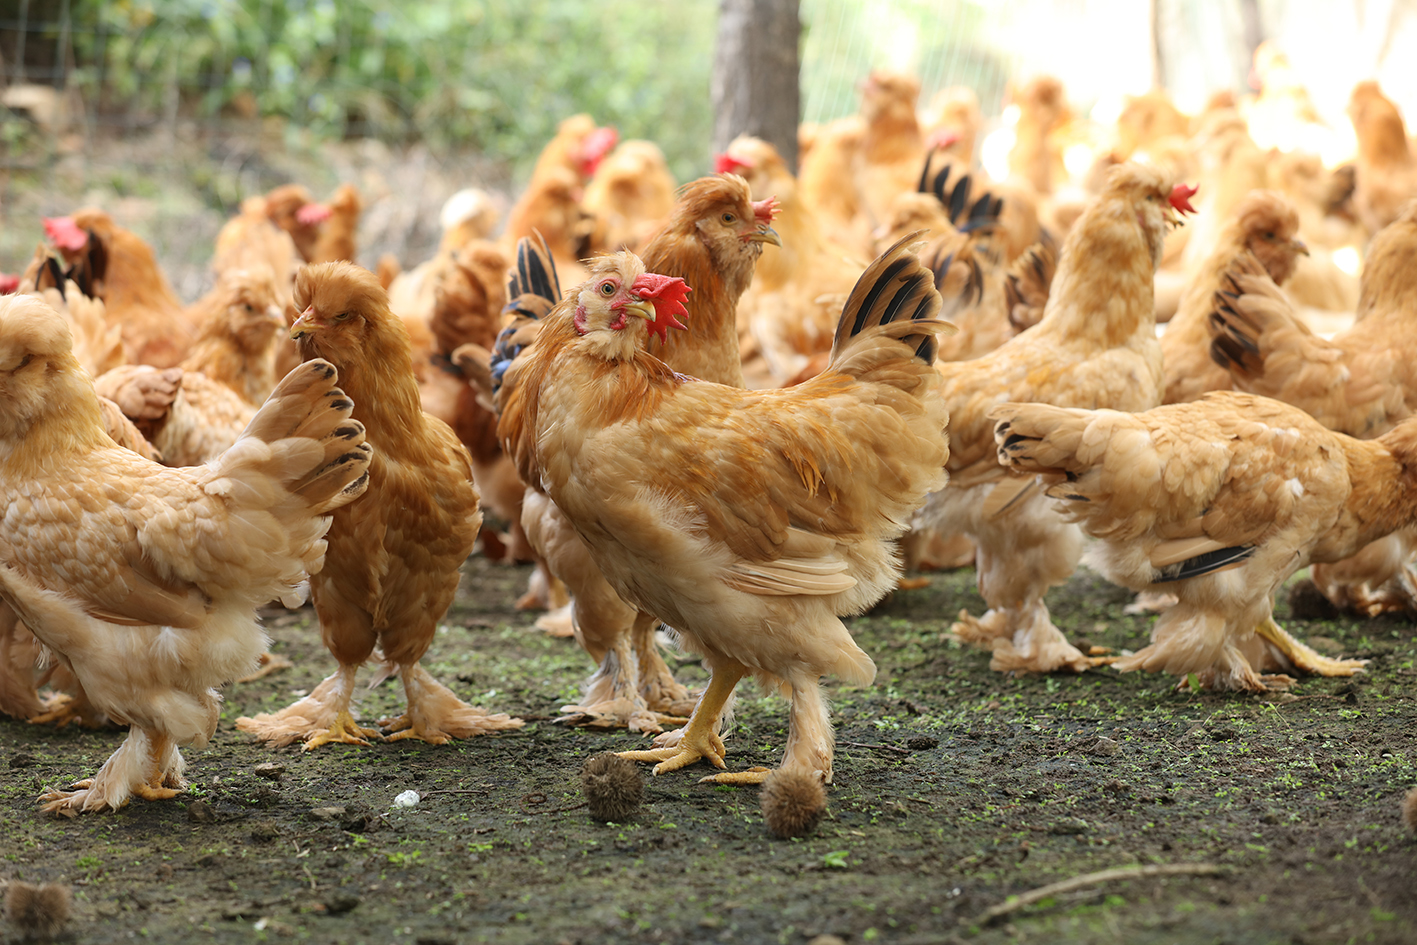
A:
711 0 800 169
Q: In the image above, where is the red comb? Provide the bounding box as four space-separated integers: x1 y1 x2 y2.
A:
631 273 691 344
751 196 780 225
0 274 18 294
927 129 962 151
1169 182 1198 215
580 126 620 176
715 153 753 175
296 202 332 226
43 216 89 252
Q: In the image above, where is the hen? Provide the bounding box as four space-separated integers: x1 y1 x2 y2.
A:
0 292 372 812
1209 200 1417 615
94 265 288 467
583 139 677 254
501 175 779 732
44 209 194 368
992 392 1380 691
925 163 1194 673
855 71 926 229
1347 81 1417 237
505 236 949 783
237 262 523 748
1160 190 1307 405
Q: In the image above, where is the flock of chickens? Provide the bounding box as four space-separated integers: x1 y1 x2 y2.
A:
3 46 1417 817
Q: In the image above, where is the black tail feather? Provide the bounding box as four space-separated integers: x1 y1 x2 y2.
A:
833 231 944 365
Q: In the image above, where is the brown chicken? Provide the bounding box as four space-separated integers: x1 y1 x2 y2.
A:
529 113 619 185
1007 76 1072 196
504 237 949 784
993 392 1380 691
44 210 194 367
502 176 780 732
0 291 372 812
719 135 864 384
583 140 677 254
1348 80 1417 237
237 262 523 748
855 71 927 229
925 164 1194 674
19 248 124 379
94 265 288 467
504 165 593 287
1160 190 1307 404
308 183 363 264
1209 199 1417 614
798 116 869 255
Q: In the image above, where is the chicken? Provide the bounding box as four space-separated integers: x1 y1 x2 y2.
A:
19 248 124 378
243 183 332 263
1160 190 1307 404
855 71 927 230
719 135 864 385
921 86 982 167
94 265 288 467
308 183 363 264
583 140 677 254
1347 81 1417 237
1208 200 1417 615
1112 90 1190 162
798 116 869 255
0 291 372 812
991 392 1380 692
924 163 1194 674
529 113 619 186
504 165 593 287
503 236 950 784
44 209 194 368
236 262 523 748
500 175 780 732
1007 76 1072 197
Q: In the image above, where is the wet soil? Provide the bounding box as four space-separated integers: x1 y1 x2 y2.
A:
2 557 1414 944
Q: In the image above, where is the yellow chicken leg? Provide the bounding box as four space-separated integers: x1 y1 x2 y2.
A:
236 664 380 749
380 663 524 744
1256 616 1369 677
618 665 743 775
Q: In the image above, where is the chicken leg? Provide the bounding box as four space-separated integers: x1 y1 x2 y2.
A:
1254 617 1369 677
40 726 186 815
380 663 524 744
618 663 743 776
236 663 380 749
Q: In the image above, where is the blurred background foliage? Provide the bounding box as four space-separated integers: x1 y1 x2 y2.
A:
11 0 1009 183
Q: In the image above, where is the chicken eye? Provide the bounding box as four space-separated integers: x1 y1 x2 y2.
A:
1263 231 1275 240
14 354 32 370
243 303 254 313
721 212 736 224
599 281 616 296
334 311 351 321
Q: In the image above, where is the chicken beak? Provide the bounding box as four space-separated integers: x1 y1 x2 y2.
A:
622 299 655 322
289 305 318 339
746 225 782 247
266 304 286 325
1292 239 1310 257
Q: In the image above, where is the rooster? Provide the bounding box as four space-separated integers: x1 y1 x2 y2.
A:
499 176 780 732
0 292 372 812
924 163 1195 674
505 236 949 784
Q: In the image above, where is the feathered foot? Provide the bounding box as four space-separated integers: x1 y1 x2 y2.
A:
1255 617 1369 677
700 675 833 787
534 601 575 637
29 689 109 729
619 666 742 776
236 665 379 749
236 651 294 684
380 663 523 744
557 636 674 734
633 618 698 719
39 728 185 815
955 603 1089 673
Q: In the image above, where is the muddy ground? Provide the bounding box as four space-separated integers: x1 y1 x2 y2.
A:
1 556 1414 945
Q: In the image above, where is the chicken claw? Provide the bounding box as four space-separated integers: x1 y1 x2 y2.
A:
1256 617 1369 677
697 766 771 785
618 726 728 775
303 709 381 750
236 651 295 683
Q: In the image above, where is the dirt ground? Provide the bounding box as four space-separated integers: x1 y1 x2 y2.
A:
1 554 1414 945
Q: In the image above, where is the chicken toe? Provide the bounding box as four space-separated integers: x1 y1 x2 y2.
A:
1256 617 1369 677
380 663 523 744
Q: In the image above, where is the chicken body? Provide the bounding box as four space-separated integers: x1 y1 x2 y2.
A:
1348 81 1417 237
1209 200 1417 614
0 293 372 812
926 163 1189 674
237 262 522 748
992 392 1385 691
1160 190 1306 404
503 175 780 733
511 240 949 783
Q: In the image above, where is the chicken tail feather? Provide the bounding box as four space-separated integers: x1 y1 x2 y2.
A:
830 231 955 368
